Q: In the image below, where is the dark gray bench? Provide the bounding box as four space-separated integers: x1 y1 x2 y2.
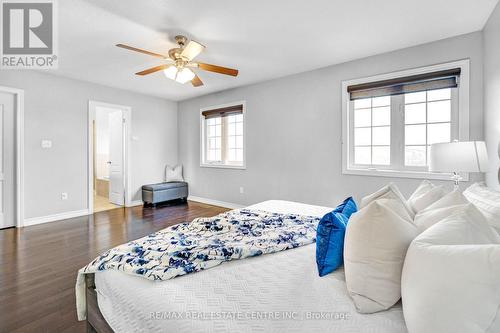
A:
142 181 188 206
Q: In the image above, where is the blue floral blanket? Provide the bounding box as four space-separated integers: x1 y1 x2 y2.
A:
76 208 320 320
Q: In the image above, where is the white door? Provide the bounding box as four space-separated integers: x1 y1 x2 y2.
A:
0 92 15 229
108 110 124 206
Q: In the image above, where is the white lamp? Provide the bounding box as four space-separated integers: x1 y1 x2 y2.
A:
429 141 489 189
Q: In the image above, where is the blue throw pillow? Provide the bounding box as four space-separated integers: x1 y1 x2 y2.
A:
316 197 357 277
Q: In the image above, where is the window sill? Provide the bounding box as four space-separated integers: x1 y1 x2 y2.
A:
200 163 246 170
342 167 469 181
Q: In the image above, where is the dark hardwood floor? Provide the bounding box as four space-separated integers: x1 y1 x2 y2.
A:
0 200 228 333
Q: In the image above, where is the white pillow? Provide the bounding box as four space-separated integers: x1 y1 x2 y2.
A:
408 180 434 203
414 190 468 233
463 182 500 233
402 204 500 333
344 198 418 313
407 180 446 214
361 183 414 219
165 165 184 182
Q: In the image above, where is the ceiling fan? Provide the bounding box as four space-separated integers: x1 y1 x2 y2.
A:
116 35 238 87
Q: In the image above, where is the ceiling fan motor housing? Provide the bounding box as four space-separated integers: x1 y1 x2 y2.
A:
175 35 188 47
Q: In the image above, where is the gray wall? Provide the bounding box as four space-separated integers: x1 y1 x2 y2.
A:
178 32 484 207
483 2 500 191
0 71 178 219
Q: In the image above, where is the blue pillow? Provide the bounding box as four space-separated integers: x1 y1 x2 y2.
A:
316 197 357 277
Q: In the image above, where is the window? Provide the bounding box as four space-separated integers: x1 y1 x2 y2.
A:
353 96 391 165
201 102 245 168
404 89 453 167
342 60 469 179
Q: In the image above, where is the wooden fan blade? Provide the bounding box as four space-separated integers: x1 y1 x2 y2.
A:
191 74 204 87
181 41 205 61
116 44 165 59
196 63 238 77
135 64 168 76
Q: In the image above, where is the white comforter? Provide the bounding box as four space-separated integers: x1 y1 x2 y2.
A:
94 200 407 332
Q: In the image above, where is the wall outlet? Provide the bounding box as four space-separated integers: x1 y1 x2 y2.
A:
41 140 52 149
61 192 68 200
239 187 244 194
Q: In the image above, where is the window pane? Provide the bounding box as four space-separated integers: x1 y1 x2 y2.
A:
236 136 243 149
228 149 236 161
427 88 450 101
372 146 390 165
208 125 215 136
215 137 221 149
405 124 426 145
227 136 236 149
427 123 450 144
236 149 243 161
208 123 221 136
372 126 390 145
372 107 390 126
427 100 451 123
354 108 371 127
354 147 371 165
236 122 243 135
235 114 243 122
372 96 390 107
208 138 216 149
355 128 371 146
354 98 371 109
405 146 427 166
208 150 217 161
228 123 235 136
405 103 426 124
405 91 426 104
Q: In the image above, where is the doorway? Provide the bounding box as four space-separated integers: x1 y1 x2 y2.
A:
0 86 23 229
88 101 131 214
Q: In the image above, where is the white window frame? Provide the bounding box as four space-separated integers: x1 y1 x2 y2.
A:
200 101 246 169
341 59 470 180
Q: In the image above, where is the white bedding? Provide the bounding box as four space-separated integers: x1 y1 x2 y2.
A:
95 200 406 332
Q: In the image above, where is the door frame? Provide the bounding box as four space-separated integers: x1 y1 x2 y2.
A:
88 100 131 214
0 85 24 228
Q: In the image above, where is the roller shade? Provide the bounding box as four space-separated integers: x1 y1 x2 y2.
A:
202 104 243 119
348 68 461 100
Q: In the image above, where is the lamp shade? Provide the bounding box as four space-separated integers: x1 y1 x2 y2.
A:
429 141 489 173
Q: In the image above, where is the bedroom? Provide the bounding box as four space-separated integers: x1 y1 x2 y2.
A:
0 0 499 332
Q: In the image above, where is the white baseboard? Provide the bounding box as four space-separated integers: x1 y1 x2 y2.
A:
23 209 90 227
188 196 243 209
127 200 143 207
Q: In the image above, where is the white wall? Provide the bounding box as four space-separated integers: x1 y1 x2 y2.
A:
0 71 178 220
178 32 484 207
483 2 500 191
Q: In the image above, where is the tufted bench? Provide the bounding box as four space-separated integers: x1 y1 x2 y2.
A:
142 181 188 206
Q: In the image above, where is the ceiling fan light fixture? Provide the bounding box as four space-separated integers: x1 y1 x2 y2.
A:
181 41 205 61
176 67 195 84
163 65 178 80
163 66 195 84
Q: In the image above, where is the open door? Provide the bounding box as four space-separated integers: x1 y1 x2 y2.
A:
0 92 15 229
108 110 124 205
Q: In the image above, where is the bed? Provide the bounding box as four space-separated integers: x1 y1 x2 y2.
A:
85 200 407 332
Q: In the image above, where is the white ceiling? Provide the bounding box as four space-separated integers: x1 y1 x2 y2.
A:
55 0 498 101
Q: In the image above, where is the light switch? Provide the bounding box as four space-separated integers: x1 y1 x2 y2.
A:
41 140 52 149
